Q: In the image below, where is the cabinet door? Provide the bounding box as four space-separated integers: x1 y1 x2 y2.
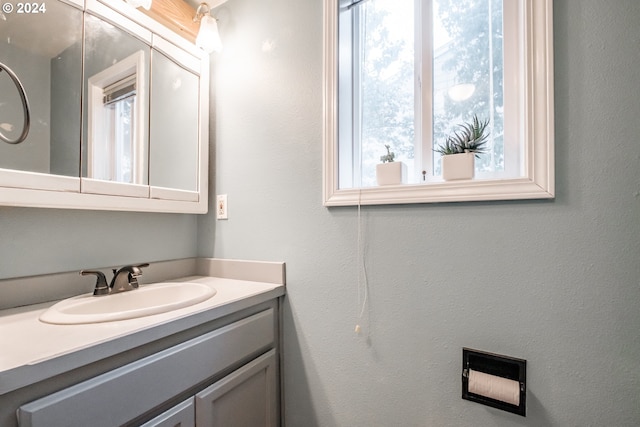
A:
196 349 278 427
140 398 194 427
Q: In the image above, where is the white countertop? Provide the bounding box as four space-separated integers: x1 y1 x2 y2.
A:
0 276 284 394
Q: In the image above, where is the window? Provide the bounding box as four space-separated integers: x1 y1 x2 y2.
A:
323 0 554 206
87 50 146 186
98 75 136 183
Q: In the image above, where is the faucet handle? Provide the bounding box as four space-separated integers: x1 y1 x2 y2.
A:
131 263 148 289
80 270 109 296
124 263 150 289
131 262 149 278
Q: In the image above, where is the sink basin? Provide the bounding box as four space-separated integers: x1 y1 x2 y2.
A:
40 282 216 325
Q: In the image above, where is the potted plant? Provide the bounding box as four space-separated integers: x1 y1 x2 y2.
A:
376 144 407 185
434 115 489 181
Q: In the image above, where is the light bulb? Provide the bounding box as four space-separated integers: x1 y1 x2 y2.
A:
196 15 223 53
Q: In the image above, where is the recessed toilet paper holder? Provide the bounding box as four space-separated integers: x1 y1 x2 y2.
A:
462 348 526 417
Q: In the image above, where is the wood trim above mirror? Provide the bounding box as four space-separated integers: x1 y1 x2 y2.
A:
140 0 200 43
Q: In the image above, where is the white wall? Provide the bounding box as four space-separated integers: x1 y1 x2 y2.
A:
204 0 640 425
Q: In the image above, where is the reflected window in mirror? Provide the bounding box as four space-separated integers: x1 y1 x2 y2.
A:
82 13 150 185
102 77 136 183
87 52 146 184
0 0 83 176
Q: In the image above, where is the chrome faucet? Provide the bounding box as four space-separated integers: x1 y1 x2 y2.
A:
110 263 148 293
81 263 149 296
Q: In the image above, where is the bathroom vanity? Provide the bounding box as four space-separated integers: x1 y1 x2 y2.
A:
0 259 285 427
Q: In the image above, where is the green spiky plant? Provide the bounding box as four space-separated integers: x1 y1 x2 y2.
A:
380 144 396 163
434 115 490 158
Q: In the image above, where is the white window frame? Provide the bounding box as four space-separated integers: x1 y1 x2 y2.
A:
85 50 149 198
323 0 554 206
87 51 146 184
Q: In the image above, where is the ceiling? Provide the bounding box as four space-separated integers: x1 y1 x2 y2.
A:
0 5 82 58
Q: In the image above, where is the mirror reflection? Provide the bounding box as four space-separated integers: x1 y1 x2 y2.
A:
0 1 83 176
0 0 206 207
149 49 199 192
0 62 30 145
82 13 150 185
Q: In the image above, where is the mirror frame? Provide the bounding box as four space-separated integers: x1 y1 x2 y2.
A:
0 0 209 214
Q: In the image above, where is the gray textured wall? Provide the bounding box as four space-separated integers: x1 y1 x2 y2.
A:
0 0 638 424
0 207 198 279
50 40 82 177
203 0 640 425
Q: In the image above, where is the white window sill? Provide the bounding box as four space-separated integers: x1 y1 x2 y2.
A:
323 176 554 206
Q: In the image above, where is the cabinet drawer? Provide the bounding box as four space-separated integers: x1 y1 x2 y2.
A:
18 309 274 427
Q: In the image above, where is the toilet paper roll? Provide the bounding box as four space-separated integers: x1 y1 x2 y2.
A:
468 369 520 406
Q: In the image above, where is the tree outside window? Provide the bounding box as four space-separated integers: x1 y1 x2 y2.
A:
349 0 504 186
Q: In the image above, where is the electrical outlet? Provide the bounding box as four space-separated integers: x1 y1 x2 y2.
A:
216 194 228 219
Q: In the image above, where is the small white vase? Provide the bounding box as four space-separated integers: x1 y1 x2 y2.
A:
442 152 475 181
376 162 407 185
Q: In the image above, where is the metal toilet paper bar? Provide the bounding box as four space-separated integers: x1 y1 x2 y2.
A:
461 348 527 417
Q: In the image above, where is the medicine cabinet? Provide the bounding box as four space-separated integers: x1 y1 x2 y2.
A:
0 0 209 213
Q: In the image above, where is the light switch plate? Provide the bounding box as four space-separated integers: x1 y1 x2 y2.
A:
216 194 228 219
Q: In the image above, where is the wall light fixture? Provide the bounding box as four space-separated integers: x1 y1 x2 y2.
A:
193 2 222 53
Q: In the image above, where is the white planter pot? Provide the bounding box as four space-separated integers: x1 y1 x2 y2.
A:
376 162 407 185
442 152 475 181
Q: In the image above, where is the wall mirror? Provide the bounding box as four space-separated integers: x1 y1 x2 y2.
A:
0 0 83 179
0 0 208 213
82 10 151 197
149 46 200 196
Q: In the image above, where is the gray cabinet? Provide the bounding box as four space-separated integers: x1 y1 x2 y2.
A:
141 399 195 427
196 349 277 426
17 308 279 427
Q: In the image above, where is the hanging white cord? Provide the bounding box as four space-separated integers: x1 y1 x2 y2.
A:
355 191 368 333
